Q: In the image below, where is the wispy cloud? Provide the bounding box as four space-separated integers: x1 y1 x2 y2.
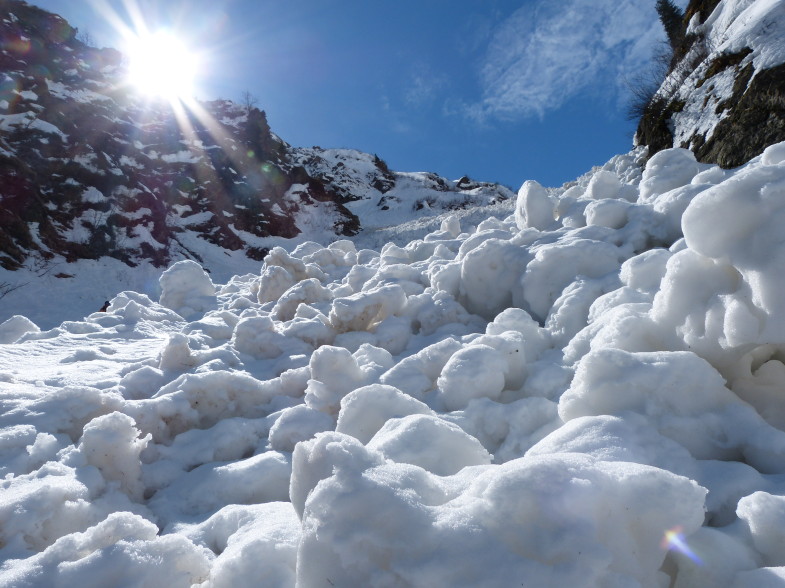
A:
403 64 449 109
466 0 688 122
379 64 450 135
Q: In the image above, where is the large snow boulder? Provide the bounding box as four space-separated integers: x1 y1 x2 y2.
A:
367 414 492 475
639 148 699 202
291 434 707 588
0 315 40 344
159 260 216 319
515 179 555 230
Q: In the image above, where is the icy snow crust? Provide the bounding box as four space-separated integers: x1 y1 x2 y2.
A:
5 144 785 585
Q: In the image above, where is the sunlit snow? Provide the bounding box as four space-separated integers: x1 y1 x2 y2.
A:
4 141 785 586
6 0 785 583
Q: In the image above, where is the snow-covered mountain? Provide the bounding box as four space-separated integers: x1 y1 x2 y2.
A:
6 0 785 586
0 1 512 274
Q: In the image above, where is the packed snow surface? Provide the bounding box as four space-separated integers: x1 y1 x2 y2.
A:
6 141 785 586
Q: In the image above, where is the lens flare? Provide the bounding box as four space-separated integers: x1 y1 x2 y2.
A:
661 526 702 565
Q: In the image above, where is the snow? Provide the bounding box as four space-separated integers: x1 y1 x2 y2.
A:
161 150 202 164
159 260 217 320
0 315 39 344
290 147 514 239
46 80 112 104
3 2 785 571
81 187 106 204
5 140 785 585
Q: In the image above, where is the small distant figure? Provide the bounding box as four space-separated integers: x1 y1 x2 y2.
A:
99 300 110 312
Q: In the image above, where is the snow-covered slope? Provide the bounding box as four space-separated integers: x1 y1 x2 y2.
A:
290 146 514 240
5 141 785 586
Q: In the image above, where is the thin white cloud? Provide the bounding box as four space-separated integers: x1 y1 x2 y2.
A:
404 64 449 109
467 0 688 122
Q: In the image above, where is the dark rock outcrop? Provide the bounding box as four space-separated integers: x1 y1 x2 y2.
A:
691 61 785 167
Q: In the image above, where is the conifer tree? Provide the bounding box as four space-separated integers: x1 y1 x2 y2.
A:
656 0 684 50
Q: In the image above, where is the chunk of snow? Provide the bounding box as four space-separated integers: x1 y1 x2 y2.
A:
159 260 216 319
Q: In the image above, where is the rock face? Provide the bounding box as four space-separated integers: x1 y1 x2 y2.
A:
0 1 512 271
636 0 785 168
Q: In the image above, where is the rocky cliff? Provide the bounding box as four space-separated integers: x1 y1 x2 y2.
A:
0 1 511 271
636 0 785 168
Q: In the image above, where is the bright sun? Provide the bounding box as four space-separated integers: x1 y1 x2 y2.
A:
126 31 198 101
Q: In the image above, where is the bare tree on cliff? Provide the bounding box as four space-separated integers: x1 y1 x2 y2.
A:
241 90 259 115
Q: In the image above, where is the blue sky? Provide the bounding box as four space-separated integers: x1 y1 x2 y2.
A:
30 0 684 189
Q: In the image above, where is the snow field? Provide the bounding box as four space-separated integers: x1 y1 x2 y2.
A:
5 143 785 585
